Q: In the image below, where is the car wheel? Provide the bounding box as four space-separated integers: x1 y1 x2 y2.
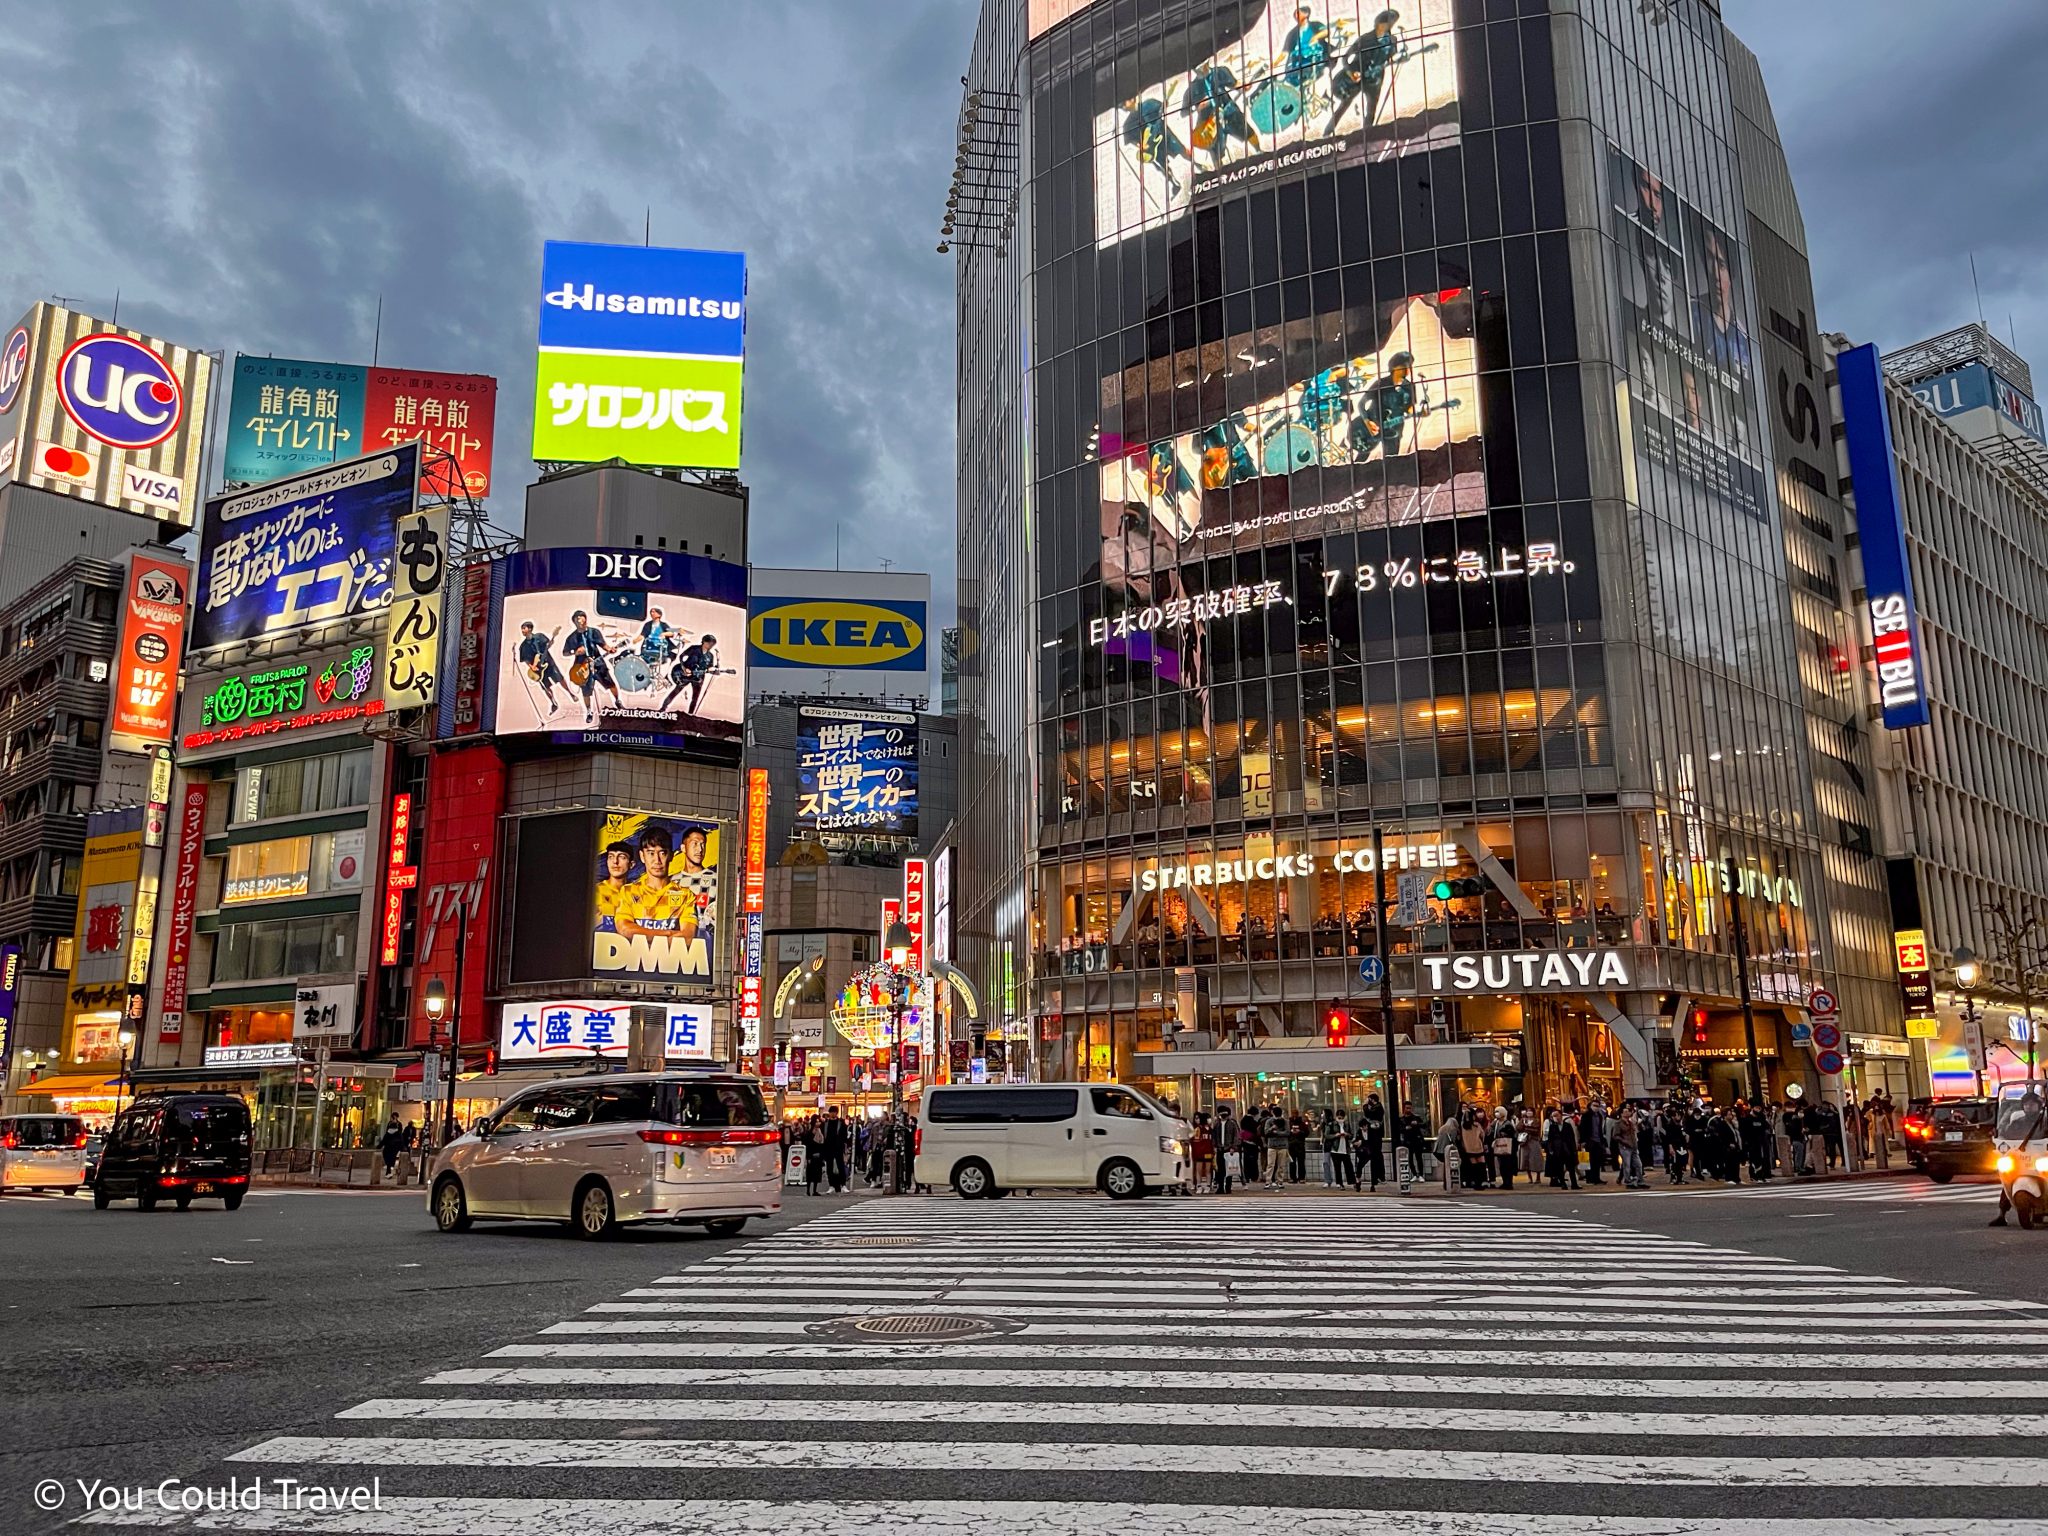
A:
1099 1158 1144 1200
573 1178 618 1239
175 1195 193 1211
1928 1167 1955 1184
704 1216 747 1237
951 1159 994 1199
92 1186 111 1210
138 1189 159 1212
2017 1190 2039 1232
223 1191 245 1211
432 1175 472 1233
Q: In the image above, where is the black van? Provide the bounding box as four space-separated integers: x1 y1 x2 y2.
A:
93 1093 254 1211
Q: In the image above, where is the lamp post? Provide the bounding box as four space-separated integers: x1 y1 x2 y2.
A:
882 919 915 1192
1955 947 1984 1096
116 1029 136 1113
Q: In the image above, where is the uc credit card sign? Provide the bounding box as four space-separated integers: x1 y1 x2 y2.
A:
531 240 747 470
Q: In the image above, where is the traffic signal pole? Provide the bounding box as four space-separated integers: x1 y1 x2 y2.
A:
1375 825 1407 1194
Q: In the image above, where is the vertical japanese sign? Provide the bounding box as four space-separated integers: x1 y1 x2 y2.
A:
449 563 492 735
1838 342 1930 729
362 368 497 499
903 857 928 973
408 744 503 1046
880 897 901 959
382 504 450 711
1894 928 1935 1016
109 552 191 754
159 783 208 1040
932 847 953 966
737 767 769 1051
222 356 365 486
0 944 20 1075
382 793 417 965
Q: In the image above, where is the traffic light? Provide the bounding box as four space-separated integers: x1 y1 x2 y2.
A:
1324 1006 1349 1049
1691 1005 1710 1046
483 1046 498 1076
1430 876 1488 901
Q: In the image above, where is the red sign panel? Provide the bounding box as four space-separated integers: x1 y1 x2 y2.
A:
742 767 768 917
903 858 928 973
158 782 208 1039
381 792 415 965
110 553 190 754
361 368 496 499
880 897 901 959
407 744 505 1045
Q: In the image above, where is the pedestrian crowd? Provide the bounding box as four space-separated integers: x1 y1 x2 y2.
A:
783 1107 919 1195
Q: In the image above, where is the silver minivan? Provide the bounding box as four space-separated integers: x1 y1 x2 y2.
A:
428 1070 780 1238
0 1114 89 1193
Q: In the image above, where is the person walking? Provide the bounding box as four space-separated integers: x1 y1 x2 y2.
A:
1328 1115 1354 1190
1491 1106 1517 1189
1516 1106 1542 1182
1660 1102 1690 1184
379 1115 405 1177
804 1118 826 1196
1286 1111 1309 1185
1398 1101 1427 1184
1362 1094 1388 1190
820 1109 850 1193
1615 1105 1645 1189
1458 1108 1487 1190
1193 1113 1218 1194
1869 1095 1894 1171
1579 1099 1609 1185
1263 1108 1288 1191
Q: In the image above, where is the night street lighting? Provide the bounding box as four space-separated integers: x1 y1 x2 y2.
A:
884 920 913 968
116 1027 136 1112
1956 946 1980 988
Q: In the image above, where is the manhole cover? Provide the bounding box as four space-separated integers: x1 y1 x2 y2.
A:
807 1312 1023 1344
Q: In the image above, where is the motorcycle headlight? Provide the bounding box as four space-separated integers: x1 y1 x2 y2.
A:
2033 1156 2048 1176
1998 1153 2016 1174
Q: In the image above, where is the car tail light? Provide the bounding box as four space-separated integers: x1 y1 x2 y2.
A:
0 1133 15 1150
74 1133 88 1149
914 1128 922 1155
639 1127 780 1146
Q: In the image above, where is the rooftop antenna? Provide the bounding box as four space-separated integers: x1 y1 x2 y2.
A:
645 207 651 247
372 294 384 366
111 288 121 326
836 523 842 571
1970 253 1986 329
879 557 895 573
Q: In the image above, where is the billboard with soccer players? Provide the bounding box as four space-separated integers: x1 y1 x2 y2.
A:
590 810 723 987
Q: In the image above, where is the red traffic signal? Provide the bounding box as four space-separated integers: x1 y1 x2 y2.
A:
1691 1006 1709 1045
1324 1007 1349 1049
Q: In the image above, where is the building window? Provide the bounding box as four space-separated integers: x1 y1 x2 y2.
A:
231 747 373 824
211 912 358 984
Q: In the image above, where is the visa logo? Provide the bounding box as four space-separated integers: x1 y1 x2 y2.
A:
749 601 924 669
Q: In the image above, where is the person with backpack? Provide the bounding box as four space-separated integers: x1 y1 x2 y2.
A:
1213 1108 1238 1193
1238 1110 1263 1188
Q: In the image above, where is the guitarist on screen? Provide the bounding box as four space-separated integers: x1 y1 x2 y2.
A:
661 633 726 716
514 620 567 718
562 608 625 726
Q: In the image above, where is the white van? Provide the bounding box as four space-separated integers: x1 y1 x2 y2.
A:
916 1082 1188 1199
1 1114 90 1193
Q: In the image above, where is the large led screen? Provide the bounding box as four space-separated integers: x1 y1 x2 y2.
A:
795 706 919 839
1098 287 1482 563
1606 145 1766 522
1095 0 1459 246
488 547 747 751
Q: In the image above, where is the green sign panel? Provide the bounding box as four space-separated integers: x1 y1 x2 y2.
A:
530 350 743 470
200 645 378 729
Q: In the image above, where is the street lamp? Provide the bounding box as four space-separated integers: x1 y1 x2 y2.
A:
1953 947 1985 1095
880 919 918 1191
116 1028 136 1112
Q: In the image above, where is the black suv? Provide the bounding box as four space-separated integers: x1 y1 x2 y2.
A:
1906 1096 1999 1183
94 1093 254 1210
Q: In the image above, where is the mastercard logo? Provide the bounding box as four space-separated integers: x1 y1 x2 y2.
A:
39 444 97 481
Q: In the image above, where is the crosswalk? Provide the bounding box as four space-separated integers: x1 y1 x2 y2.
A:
1655 1178 1997 1204
89 1196 2048 1533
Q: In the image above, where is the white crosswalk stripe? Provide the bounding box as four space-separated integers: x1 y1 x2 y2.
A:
1655 1179 1997 1203
85 1196 2048 1533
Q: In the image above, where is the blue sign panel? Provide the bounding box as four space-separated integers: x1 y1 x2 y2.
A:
0 942 21 1081
1907 362 2046 446
747 593 928 674
795 706 919 838
537 241 747 360
1837 344 1930 730
193 444 419 653
223 355 368 486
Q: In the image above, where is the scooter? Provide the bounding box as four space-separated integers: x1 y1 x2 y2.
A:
1993 1083 2048 1228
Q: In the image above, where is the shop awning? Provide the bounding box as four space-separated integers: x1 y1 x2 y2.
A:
17 1073 123 1096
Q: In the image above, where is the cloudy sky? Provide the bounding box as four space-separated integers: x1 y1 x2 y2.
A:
2 0 2042 635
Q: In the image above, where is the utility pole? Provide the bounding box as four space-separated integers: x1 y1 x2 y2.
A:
438 904 469 1145
1723 858 1765 1105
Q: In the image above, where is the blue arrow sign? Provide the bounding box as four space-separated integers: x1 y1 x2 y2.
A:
1358 955 1385 986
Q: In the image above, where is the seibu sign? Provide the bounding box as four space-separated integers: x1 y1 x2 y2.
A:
1420 949 1633 995
1138 841 1459 893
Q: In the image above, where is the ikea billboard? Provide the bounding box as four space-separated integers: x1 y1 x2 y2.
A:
746 568 931 702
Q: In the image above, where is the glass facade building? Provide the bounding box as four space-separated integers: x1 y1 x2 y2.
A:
955 0 1904 1115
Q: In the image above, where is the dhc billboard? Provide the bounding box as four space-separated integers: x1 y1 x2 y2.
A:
1838 343 1931 730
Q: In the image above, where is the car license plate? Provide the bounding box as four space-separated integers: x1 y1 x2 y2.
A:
707 1148 737 1168
194 1181 216 1194
1944 1132 1963 1142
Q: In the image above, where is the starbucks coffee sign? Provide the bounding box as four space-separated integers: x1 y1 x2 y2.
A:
1420 949 1632 995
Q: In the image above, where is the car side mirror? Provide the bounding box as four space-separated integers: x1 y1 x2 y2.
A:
475 1120 495 1139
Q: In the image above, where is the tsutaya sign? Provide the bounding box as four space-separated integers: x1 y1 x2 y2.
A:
1420 949 1633 995
1138 841 1459 893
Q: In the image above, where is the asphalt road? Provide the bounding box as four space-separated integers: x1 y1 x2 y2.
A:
0 1184 835 1535
7 1177 2047 1535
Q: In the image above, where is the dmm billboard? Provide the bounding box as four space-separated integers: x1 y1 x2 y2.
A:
531 240 746 471
745 567 930 700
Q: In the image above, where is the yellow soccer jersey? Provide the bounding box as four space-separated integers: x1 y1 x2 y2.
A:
626 877 695 933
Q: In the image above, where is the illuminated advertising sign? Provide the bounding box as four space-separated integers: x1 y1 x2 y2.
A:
109 553 192 754
184 641 382 750
193 443 420 653
381 505 450 712
795 707 919 838
447 562 494 736
532 240 746 470
499 999 712 1062
0 943 21 1074
1417 950 1632 995
159 783 208 1038
737 767 769 1049
0 303 213 525
904 858 928 973
223 356 366 486
745 569 930 696
362 368 497 497
407 743 503 1045
1029 0 1099 37
590 810 722 987
65 810 145 1049
1894 927 1935 1014
381 793 416 965
1838 343 1931 729
932 848 953 967
1094 1 1458 248
488 546 746 751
